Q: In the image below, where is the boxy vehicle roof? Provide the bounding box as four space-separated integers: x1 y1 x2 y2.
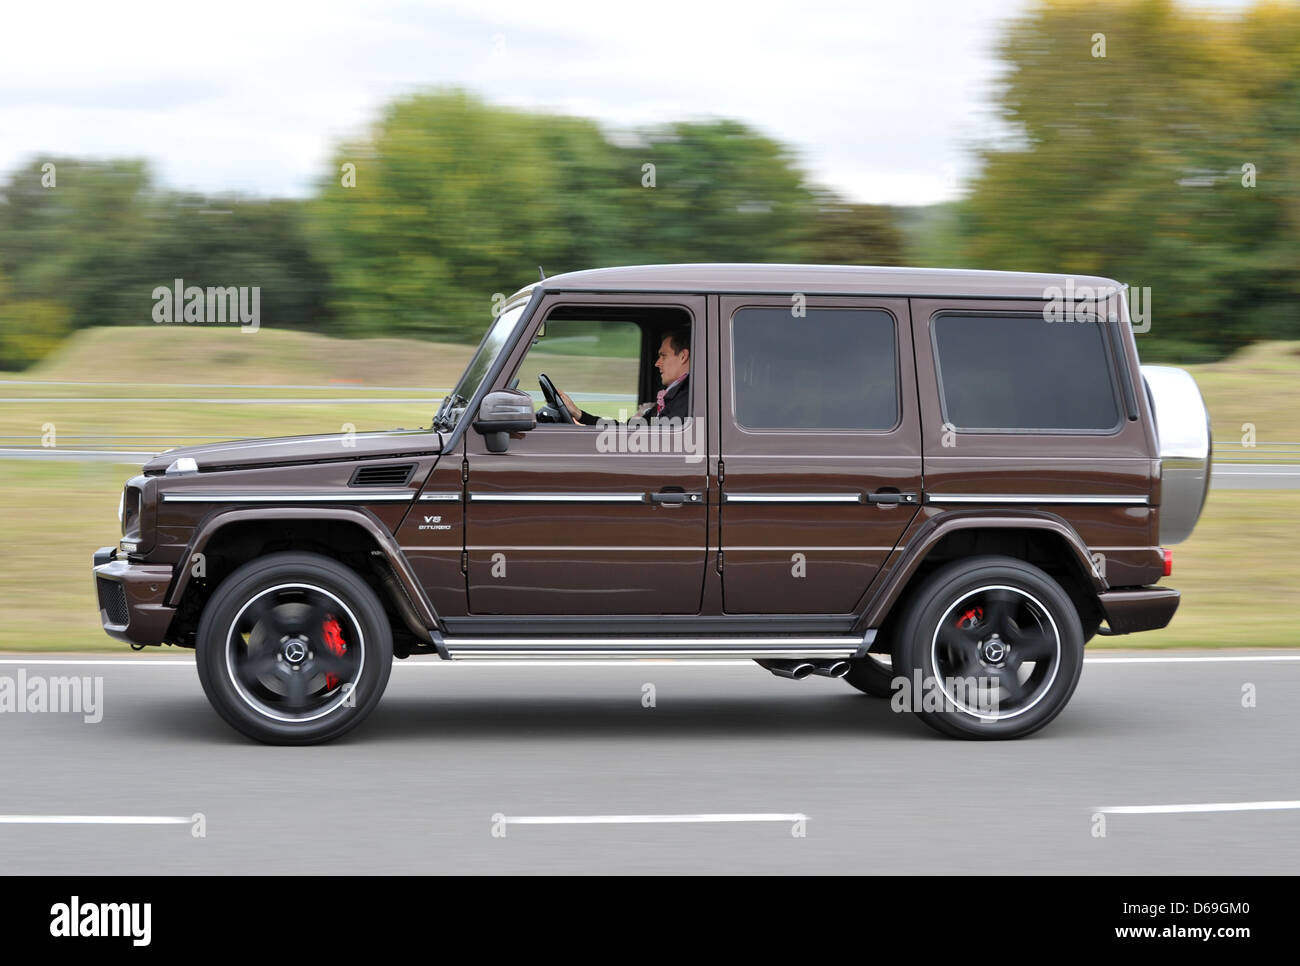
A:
527 264 1123 301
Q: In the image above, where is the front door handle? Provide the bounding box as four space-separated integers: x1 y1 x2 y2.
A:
866 491 919 505
649 490 703 505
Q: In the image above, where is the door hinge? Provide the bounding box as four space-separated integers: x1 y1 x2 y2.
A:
460 551 469 574
716 549 724 574
461 459 469 484
717 459 725 485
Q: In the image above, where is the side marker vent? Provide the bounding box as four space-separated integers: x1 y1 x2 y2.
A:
350 464 416 487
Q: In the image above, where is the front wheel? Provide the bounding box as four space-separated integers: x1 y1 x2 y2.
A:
890 556 1084 739
196 552 393 745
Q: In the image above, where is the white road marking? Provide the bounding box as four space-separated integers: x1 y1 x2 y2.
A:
1084 655 1300 663
0 659 195 666
0 815 192 825
1096 801 1300 815
503 813 807 825
3 654 1300 668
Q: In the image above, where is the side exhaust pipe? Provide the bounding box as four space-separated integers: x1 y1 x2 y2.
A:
809 660 850 678
757 659 815 680
757 659 850 680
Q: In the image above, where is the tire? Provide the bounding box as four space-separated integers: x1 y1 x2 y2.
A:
196 552 393 745
843 652 896 697
889 555 1084 740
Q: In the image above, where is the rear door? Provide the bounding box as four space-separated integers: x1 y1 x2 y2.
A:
717 296 922 614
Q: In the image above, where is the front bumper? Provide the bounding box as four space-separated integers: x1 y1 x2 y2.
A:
1098 586 1180 635
92 547 177 646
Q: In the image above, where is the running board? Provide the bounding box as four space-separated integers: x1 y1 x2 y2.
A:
440 634 872 660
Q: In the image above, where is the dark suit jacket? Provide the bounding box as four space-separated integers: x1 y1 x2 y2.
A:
656 374 690 420
577 374 690 424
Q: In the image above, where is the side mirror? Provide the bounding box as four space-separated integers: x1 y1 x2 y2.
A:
473 388 536 453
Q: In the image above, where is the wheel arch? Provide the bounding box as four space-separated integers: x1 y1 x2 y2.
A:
856 513 1105 635
167 507 439 647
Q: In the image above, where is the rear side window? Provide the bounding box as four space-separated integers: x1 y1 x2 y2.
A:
732 307 898 431
932 313 1120 432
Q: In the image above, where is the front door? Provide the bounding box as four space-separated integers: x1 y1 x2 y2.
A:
718 296 922 614
465 294 709 615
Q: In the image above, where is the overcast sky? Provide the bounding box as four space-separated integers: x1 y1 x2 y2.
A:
0 0 1256 206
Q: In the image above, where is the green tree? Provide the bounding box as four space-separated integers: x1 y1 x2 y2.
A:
311 89 625 341
960 0 1300 360
798 197 906 265
0 269 71 369
610 119 817 265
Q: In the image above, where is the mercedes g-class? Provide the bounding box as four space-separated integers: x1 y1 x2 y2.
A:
92 265 1211 742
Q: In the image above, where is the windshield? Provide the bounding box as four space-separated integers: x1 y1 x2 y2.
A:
435 302 527 430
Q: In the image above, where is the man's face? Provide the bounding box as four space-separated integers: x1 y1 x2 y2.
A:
655 337 689 386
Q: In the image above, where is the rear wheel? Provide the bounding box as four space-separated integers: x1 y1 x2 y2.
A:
843 652 896 697
196 552 393 745
889 556 1084 739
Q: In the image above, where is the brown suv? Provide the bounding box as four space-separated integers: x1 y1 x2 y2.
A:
92 265 1211 743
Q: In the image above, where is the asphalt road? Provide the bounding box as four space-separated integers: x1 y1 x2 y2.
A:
0 652 1296 874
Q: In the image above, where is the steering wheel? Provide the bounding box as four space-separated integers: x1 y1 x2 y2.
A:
536 372 574 424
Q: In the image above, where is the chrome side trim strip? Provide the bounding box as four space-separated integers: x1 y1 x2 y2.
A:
722 546 896 552
926 494 1150 505
418 492 463 502
722 493 862 504
161 492 415 503
466 546 702 551
469 493 647 503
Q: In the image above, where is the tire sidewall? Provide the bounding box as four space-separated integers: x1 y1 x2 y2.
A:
196 552 393 745
892 555 1084 739
843 652 896 697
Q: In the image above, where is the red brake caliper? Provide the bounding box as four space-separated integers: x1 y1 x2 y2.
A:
322 616 347 690
956 606 984 630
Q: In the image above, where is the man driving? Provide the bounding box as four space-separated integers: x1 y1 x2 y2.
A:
559 327 691 425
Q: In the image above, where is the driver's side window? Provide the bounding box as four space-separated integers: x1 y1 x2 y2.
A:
512 316 641 425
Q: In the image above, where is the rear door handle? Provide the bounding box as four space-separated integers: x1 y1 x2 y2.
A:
649 490 703 505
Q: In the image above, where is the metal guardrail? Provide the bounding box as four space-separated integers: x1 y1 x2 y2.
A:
1212 441 1300 463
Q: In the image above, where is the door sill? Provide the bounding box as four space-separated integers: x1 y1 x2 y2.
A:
440 632 873 660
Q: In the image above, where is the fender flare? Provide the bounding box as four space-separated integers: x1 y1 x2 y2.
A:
167 506 441 631
854 510 1105 633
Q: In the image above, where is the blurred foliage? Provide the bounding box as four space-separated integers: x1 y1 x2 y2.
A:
2 1 1298 366
0 270 71 368
614 118 817 263
309 90 622 340
801 198 907 266
0 158 331 366
960 0 1300 361
309 92 824 339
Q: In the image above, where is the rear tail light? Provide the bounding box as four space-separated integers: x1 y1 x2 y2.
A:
1162 548 1173 577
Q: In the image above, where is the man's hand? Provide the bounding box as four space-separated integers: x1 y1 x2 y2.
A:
557 389 582 424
